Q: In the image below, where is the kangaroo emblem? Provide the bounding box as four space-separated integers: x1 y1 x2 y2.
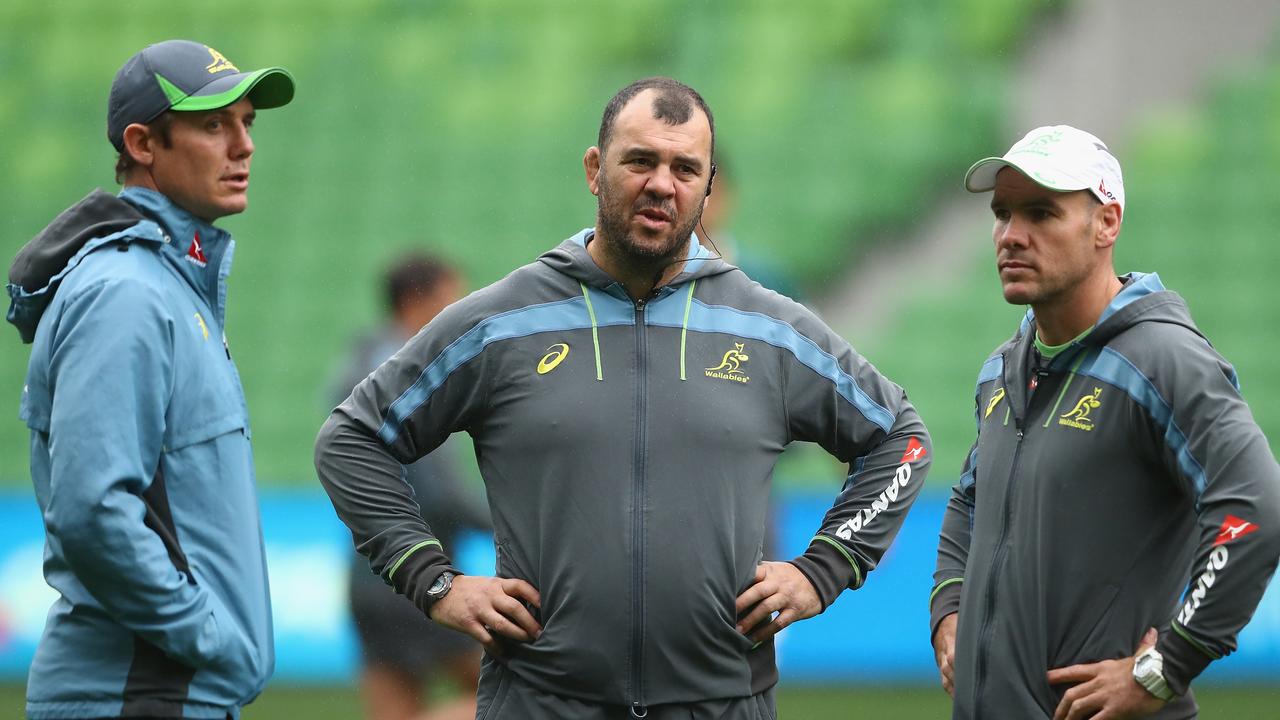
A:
705 343 751 383
1059 387 1103 431
707 343 749 374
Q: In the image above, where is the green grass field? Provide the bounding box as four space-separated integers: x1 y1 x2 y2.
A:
3 682 1280 718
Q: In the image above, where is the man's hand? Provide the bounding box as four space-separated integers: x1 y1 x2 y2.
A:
1047 627 1167 720
932 612 958 697
734 561 822 644
428 575 542 655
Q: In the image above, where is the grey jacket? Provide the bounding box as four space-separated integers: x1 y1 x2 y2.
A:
316 229 931 709
931 273 1280 719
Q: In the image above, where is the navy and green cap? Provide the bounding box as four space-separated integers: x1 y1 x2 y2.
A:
107 39 294 151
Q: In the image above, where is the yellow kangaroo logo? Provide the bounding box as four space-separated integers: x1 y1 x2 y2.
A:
194 312 209 340
707 343 749 374
705 342 750 384
1059 387 1103 431
205 47 238 74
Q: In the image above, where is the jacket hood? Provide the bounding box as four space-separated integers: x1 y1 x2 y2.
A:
538 228 738 294
7 189 152 343
7 187 234 344
1019 272 1205 350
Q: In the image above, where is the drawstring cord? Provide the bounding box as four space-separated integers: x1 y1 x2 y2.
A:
679 280 697 380
579 282 604 381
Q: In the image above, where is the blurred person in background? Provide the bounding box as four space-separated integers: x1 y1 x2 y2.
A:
316 76 931 719
331 254 490 720
5 40 293 719
929 125 1280 719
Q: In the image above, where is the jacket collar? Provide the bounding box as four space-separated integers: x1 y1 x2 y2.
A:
119 186 236 322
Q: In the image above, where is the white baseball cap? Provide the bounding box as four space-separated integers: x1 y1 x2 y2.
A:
964 125 1124 209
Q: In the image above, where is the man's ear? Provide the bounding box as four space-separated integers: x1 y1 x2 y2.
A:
121 123 157 168
1095 202 1122 249
584 146 601 196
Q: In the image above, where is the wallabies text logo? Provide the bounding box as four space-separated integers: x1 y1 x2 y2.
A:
705 342 750 384
537 343 569 375
1059 387 1102 431
205 47 238 74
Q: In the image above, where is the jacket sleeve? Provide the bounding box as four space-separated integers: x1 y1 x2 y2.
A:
315 299 489 611
782 321 932 610
1145 330 1280 695
930 440 976 639
43 277 232 670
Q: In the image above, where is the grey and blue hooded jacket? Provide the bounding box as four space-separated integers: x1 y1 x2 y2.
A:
931 273 1280 719
316 228 932 710
8 187 272 719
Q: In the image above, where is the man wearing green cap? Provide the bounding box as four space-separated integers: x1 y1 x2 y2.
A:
929 125 1280 719
6 39 294 719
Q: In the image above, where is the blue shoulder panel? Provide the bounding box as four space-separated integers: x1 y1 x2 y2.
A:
647 296 895 433
378 293 633 446
977 354 1003 385
1096 272 1164 327
1078 346 1208 502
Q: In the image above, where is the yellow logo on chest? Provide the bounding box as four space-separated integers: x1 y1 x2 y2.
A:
984 387 1006 419
537 343 569 374
705 342 750 383
1059 387 1102 431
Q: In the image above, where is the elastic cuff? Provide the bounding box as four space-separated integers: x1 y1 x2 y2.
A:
1158 627 1215 696
789 538 860 610
386 541 459 612
929 579 963 639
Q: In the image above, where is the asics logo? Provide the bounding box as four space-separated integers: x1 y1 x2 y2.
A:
537 343 569 375
984 388 1006 419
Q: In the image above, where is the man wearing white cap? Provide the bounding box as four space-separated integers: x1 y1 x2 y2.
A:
928 125 1280 719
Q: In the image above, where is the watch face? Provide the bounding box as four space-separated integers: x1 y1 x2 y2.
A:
428 574 450 595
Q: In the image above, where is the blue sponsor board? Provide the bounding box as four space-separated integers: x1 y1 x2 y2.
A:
1 489 1278 682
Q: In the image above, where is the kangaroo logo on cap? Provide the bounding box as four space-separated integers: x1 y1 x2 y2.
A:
205 47 238 74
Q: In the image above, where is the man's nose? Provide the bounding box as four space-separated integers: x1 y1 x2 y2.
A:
644 165 676 198
995 217 1027 250
231 124 254 160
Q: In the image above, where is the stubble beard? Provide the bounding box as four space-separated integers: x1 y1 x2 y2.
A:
595 173 703 272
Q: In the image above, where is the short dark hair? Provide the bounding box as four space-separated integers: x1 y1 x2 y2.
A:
384 253 456 313
114 111 174 184
597 77 715 159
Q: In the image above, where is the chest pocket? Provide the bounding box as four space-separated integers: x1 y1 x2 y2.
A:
162 307 250 451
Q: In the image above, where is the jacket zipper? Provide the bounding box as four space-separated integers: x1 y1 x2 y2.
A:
973 364 1047 712
630 298 649 715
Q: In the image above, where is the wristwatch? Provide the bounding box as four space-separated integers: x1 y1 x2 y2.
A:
1132 646 1176 702
424 571 456 610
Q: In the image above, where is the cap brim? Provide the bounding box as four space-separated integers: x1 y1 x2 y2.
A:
170 67 295 112
964 156 1092 194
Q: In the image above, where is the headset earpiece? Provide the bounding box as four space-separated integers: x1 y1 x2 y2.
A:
705 162 717 197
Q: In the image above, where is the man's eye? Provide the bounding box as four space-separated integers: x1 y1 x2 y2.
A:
993 209 1010 221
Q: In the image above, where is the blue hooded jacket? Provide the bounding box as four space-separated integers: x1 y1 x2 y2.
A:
9 187 272 719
